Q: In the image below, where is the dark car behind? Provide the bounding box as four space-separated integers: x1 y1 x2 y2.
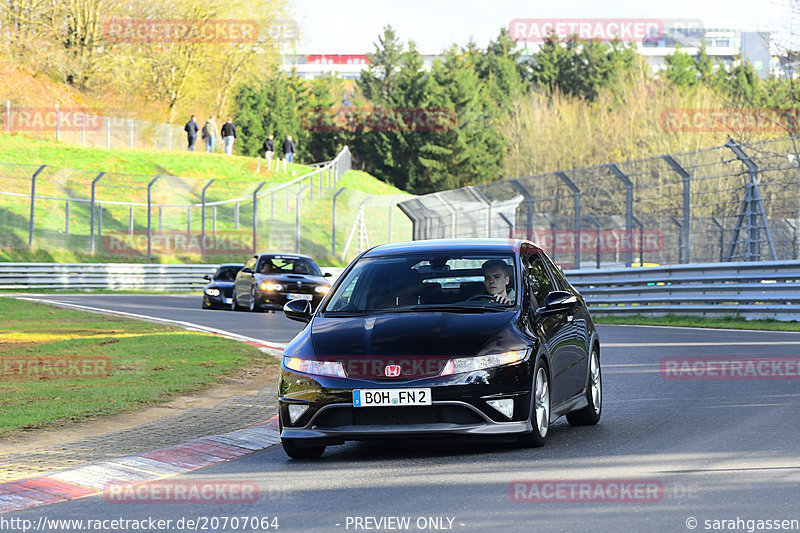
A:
202 264 244 309
232 253 332 312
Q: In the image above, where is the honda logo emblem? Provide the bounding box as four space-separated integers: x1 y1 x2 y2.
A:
384 365 401 377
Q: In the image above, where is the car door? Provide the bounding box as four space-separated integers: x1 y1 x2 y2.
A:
542 253 589 400
524 251 575 407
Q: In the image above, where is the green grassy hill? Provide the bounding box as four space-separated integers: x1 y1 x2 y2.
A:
0 135 411 266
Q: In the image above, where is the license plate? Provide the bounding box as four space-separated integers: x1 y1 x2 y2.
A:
224 298 232 304
353 388 431 407
288 293 313 301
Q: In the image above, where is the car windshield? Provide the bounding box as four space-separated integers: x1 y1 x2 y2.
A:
214 266 241 281
257 256 321 275
322 253 517 314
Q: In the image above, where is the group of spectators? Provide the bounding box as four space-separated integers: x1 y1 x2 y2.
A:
183 115 296 171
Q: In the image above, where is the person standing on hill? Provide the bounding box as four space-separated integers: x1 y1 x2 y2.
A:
221 117 237 155
202 115 217 153
263 134 275 171
282 134 295 172
184 115 199 151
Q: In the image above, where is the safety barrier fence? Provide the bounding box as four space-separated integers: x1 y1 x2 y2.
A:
566 260 800 320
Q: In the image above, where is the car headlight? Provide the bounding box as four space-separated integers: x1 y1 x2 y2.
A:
439 350 528 376
205 288 220 296
260 282 283 291
283 357 346 378
314 285 330 294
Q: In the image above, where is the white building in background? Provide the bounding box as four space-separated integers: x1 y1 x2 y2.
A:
280 28 774 80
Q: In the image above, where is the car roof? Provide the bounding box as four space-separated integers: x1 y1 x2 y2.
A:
362 238 543 257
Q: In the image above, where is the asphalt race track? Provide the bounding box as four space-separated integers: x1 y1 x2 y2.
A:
7 294 800 532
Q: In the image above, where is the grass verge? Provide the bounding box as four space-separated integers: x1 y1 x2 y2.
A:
0 297 275 437
595 315 800 332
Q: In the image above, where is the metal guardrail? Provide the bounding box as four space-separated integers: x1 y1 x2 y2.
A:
566 260 800 320
0 263 346 290
1 260 796 320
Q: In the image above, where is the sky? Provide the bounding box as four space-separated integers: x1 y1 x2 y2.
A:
287 0 792 53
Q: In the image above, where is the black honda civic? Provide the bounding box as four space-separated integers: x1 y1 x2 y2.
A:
278 239 601 459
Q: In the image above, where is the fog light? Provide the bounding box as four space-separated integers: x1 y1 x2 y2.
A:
487 399 514 419
288 404 309 424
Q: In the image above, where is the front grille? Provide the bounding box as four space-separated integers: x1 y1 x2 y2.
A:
282 282 314 293
312 405 485 428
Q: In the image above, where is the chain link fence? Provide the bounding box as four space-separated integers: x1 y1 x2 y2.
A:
3 101 190 151
399 136 800 268
0 147 414 265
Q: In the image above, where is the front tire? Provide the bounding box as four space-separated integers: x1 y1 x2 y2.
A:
281 439 325 459
517 358 550 448
248 287 262 312
567 347 602 426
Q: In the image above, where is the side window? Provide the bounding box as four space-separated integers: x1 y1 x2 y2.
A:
541 253 574 293
525 253 555 309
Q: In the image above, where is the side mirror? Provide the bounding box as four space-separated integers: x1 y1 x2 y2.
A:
536 291 578 318
323 272 332 277
241 267 253 274
284 299 313 323
203 274 212 281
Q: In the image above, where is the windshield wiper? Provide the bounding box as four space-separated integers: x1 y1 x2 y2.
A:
406 305 508 313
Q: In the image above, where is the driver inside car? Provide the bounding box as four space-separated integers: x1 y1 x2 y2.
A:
481 259 515 304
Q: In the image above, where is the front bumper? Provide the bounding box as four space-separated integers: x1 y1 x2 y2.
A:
278 361 535 442
203 293 232 309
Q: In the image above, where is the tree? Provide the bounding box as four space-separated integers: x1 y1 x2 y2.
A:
664 48 699 88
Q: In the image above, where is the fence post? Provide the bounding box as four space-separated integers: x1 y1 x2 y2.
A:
55 103 60 142
106 117 111 148
201 179 215 255
710 217 724 263
468 186 492 238
663 155 691 264
167 126 172 151
5 100 9 133
252 182 267 253
725 139 777 261
212 206 217 234
186 207 191 234
129 205 134 235
28 165 47 248
586 214 601 269
158 207 163 233
606 163 634 267
509 179 533 241
235 202 240 229
147 176 160 259
332 187 346 255
433 192 457 238
296 185 307 253
632 215 644 266
89 172 105 253
129 119 134 149
65 200 70 234
556 171 582 268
